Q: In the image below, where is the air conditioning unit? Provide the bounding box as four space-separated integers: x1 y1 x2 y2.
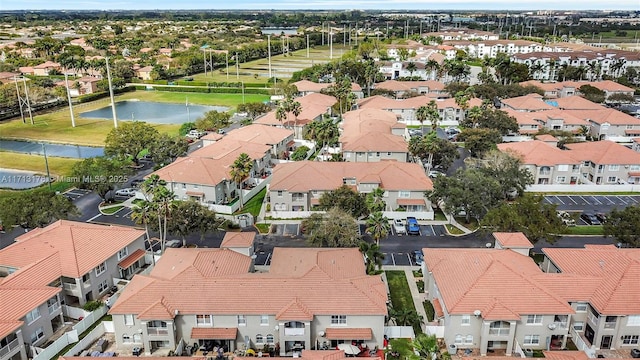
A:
548 323 557 330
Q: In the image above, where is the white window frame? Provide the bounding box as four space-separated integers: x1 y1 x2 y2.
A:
465 335 473 344
575 303 588 312
95 262 106 277
573 321 584 331
331 315 347 325
526 315 543 325
98 280 109 293
454 334 463 344
398 191 410 199
124 314 135 326
524 335 540 345
256 334 264 344
461 315 470 326
556 176 566 183
266 334 275 344
30 327 44 343
123 334 132 344
622 335 639 345
557 164 569 172
26 308 41 324
196 314 213 327
609 165 620 171
607 176 617 183
117 246 129 260
260 315 269 326
237 315 246 326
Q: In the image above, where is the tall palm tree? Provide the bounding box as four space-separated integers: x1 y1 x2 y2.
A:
366 187 386 213
141 174 174 254
366 211 391 246
425 59 439 81
230 153 253 211
130 200 155 264
610 58 625 78
275 105 287 128
529 62 545 80
405 61 417 78
358 242 384 274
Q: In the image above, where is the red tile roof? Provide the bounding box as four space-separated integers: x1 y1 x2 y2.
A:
501 94 554 111
325 328 372 340
191 327 238 340
341 109 408 153
564 108 640 126
497 141 579 166
565 140 640 165
118 249 146 269
493 232 533 248
221 232 255 248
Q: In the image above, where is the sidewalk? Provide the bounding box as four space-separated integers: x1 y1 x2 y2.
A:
382 265 428 334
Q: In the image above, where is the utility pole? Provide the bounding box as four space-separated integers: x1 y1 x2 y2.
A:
64 72 75 127
14 76 33 125
226 51 229 80
236 52 239 80
322 22 324 46
306 34 309 58
330 29 333 59
105 57 118 129
267 34 272 79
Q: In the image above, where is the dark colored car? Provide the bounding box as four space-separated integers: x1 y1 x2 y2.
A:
131 179 144 188
595 212 607 223
413 250 424 266
580 213 601 225
406 217 420 235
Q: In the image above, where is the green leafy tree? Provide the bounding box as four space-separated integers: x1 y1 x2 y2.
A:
140 174 175 254
408 133 459 171
365 187 387 213
151 133 189 165
179 122 196 136
302 207 360 247
229 153 254 211
468 150 534 200
415 100 439 135
131 200 153 247
460 106 518 135
366 211 391 246
412 334 439 360
606 93 635 104
237 102 272 120
0 190 78 229
304 119 340 151
168 200 220 246
480 194 564 244
290 146 310 161
389 306 424 332
318 185 368 218
194 110 231 132
578 85 606 103
69 156 132 201
603 205 640 248
359 242 384 275
457 128 503 158
104 121 160 165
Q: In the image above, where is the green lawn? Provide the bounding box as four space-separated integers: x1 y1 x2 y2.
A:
234 187 266 217
0 151 79 177
433 208 447 221
445 224 464 235
455 217 479 230
562 225 605 236
386 270 416 314
255 223 270 234
101 205 125 215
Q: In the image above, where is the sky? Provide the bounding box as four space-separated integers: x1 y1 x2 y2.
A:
1 0 638 11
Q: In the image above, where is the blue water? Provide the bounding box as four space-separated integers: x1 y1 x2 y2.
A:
0 139 104 158
80 100 229 124
261 28 298 35
0 168 50 189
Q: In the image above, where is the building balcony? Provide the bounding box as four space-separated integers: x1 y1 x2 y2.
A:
147 328 169 336
284 328 305 336
0 338 20 360
62 282 79 293
603 322 616 329
488 329 510 336
48 302 61 314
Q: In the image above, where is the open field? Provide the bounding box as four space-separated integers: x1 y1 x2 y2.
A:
0 151 80 177
0 91 267 146
192 44 351 83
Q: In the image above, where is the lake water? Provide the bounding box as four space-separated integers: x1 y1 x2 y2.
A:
261 28 298 35
0 168 50 189
80 100 229 124
0 139 104 158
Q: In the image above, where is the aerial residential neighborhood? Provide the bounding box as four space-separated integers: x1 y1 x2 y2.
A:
0 5 639 360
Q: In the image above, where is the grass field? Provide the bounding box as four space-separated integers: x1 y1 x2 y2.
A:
193 44 351 83
0 91 268 146
562 225 605 236
235 187 266 217
0 151 79 176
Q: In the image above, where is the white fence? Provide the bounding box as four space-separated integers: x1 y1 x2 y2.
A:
62 305 90 320
268 210 434 220
570 328 596 358
384 326 416 340
208 176 271 215
32 305 108 360
526 184 640 193
424 325 445 338
63 322 109 357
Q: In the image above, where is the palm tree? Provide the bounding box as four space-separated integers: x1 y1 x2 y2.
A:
415 106 429 135
406 61 417 78
366 211 391 246
365 187 386 213
131 200 155 264
425 59 439 81
141 174 174 254
275 105 287 128
529 62 545 80
289 100 302 136
412 334 439 360
358 242 384 274
610 58 625 78
230 153 253 211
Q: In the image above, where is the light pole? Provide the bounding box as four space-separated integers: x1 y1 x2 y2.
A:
226 51 229 80
241 81 245 104
64 72 75 127
42 143 52 190
236 52 239 80
267 34 272 79
105 57 118 128
306 34 309 58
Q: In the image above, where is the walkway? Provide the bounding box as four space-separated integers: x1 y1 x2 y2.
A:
382 265 428 334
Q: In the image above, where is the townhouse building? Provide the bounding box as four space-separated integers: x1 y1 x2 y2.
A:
562 108 640 141
423 233 574 357
378 61 432 80
0 221 146 360
497 141 581 185
109 248 387 356
373 80 446 98
357 95 482 125
521 81 634 100
444 40 551 59
506 108 589 135
32 61 61 76
268 161 433 217
564 141 640 185
340 109 408 163
500 94 555 113
292 80 363 99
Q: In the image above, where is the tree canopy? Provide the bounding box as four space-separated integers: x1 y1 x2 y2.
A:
69 156 132 200
104 121 160 164
0 190 78 229
457 128 503 158
302 207 360 247
318 185 368 218
603 205 640 248
195 110 231 132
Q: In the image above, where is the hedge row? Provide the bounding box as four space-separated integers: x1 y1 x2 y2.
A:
173 81 269 88
133 86 268 95
76 86 135 103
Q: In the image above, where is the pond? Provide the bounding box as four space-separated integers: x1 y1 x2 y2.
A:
0 168 50 189
261 28 298 35
80 100 229 124
0 139 104 158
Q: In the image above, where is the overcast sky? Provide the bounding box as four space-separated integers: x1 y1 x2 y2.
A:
2 0 638 11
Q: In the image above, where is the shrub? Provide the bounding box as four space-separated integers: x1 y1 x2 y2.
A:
83 300 104 312
423 300 435 322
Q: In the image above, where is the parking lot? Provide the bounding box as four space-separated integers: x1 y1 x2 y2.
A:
62 188 92 201
544 195 640 213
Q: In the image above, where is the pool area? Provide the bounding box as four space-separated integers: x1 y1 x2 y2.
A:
0 139 104 158
0 168 50 189
80 100 229 124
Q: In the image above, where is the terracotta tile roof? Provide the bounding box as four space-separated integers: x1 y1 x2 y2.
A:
497 141 579 166
375 80 445 92
190 138 270 160
564 80 634 93
503 109 541 128
138 297 176 320
254 93 336 127
432 298 444 318
151 156 230 186
0 321 23 340
110 248 387 319
0 287 61 337
34 60 60 69
553 96 606 110
118 249 146 269
424 249 574 318
293 80 362 92
501 94 554 111
325 327 372 340
493 232 533 249
543 351 590 360
357 96 480 112
396 199 426 206
201 132 224 141
536 134 558 142
565 140 640 165
341 109 408 153
564 108 640 126
220 232 255 248
0 220 144 278
190 327 238 340
269 161 433 193
542 245 640 314
531 109 591 126
220 124 293 146
276 297 314 320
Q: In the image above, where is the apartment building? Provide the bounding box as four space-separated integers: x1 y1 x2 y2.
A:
340 109 408 163
109 248 387 356
500 94 555 113
445 40 550 59
373 80 446 98
254 93 337 138
357 95 482 125
292 80 363 99
564 141 640 185
521 81 634 100
562 108 640 140
0 221 146 359
497 141 581 185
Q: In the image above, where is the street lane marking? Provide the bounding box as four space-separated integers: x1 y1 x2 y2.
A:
87 214 102 222
391 253 396 266
601 196 615 205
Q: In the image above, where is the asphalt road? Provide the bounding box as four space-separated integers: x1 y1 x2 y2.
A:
544 194 640 214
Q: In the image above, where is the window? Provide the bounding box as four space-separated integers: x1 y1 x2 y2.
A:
277 191 283 197
575 303 588 312
26 308 40 324
238 315 246 326
124 314 135 326
609 165 620 171
194 184 199 189
622 335 639 345
628 315 640 326
123 334 132 344
398 191 410 199
133 334 141 343
630 165 640 171
196 314 213 326
461 315 470 326
266 334 274 344
30 327 44 343
454 334 463 344
261 315 269 325
95 262 106 276
117 247 129 260
524 335 540 345
607 176 617 183
465 335 473 344
387 152 392 156
182 183 186 189
557 165 569 171
331 315 347 325
98 280 109 293
556 176 566 183
573 321 584 331
526 315 543 325
256 334 264 344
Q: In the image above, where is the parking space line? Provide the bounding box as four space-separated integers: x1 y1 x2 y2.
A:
579 196 589 205
430 225 435 236
601 196 615 205
589 196 602 205
391 253 396 266
627 196 638 204
616 196 628 205
264 252 271 266
407 253 413 266
544 197 553 204
554 196 565 205
567 196 577 205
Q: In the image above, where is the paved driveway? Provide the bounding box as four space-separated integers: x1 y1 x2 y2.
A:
544 195 640 213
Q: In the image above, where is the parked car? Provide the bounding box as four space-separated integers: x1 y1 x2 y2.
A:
115 188 136 197
595 212 607 223
186 130 205 139
406 217 420 235
130 179 144 188
413 250 424 266
580 212 601 225
428 170 446 179
393 219 406 235
557 211 576 227
165 239 182 248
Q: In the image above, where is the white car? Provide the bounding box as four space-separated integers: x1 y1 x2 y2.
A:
429 170 446 179
165 239 182 248
186 130 205 139
393 219 406 235
115 188 136 197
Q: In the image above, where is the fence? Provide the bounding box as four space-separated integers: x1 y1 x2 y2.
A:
63 322 109 357
570 328 596 358
424 325 445 338
32 305 108 360
62 305 90 320
526 184 640 193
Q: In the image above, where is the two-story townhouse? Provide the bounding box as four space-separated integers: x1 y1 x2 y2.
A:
422 233 574 357
564 141 640 185
539 245 640 350
32 61 61 76
268 161 433 217
209 124 294 160
530 109 590 134
109 248 387 356
373 80 447 98
500 94 555 113
502 109 541 136
551 96 607 111
563 81 635 100
562 108 640 141
291 80 363 99
497 141 581 185
357 95 481 125
340 109 408 163
519 81 577 98
0 221 146 359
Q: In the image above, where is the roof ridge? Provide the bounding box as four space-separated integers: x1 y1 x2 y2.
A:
590 256 636 312
66 225 83 278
